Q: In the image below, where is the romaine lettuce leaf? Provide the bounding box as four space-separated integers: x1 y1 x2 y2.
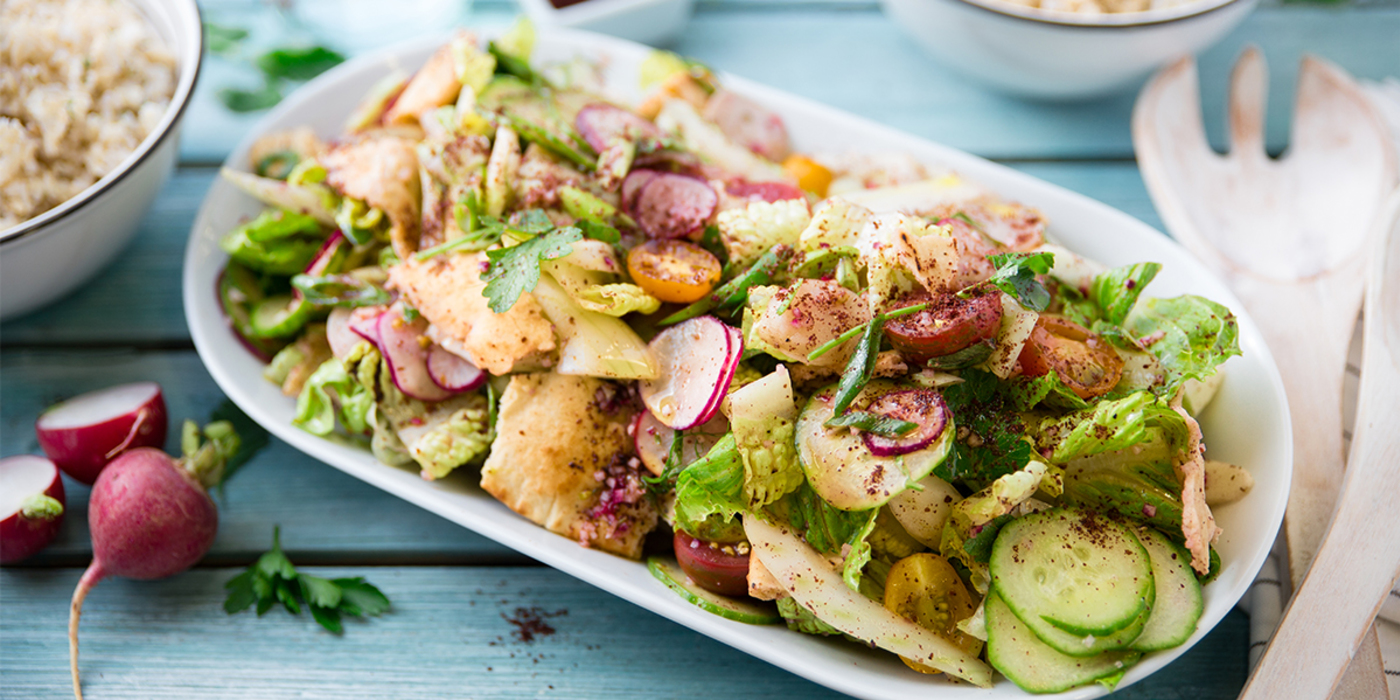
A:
1125 295 1241 396
1036 391 1188 464
1090 262 1160 326
672 434 745 533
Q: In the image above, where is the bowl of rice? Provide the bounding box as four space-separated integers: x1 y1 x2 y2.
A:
0 0 202 320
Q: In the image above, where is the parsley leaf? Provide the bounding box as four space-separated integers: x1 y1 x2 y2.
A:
481 227 583 313
224 527 391 634
937 369 1036 485
983 252 1055 312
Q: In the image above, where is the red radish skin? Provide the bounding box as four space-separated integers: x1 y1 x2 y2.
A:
302 231 346 279
36 382 167 485
621 169 661 214
69 422 235 700
631 173 718 240
347 306 385 346
0 455 66 564
575 103 662 153
725 180 807 204
633 411 730 476
378 308 453 402
426 345 486 393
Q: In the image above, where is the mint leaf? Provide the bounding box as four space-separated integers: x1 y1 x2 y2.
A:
984 252 1054 312
481 227 582 312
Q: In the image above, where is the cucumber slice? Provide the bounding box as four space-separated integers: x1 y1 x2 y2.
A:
647 557 781 625
795 381 954 511
990 508 1154 638
986 590 1142 694
1129 526 1203 651
1019 595 1151 658
250 294 312 338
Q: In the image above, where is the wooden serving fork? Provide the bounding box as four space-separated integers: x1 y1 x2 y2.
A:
1133 49 1397 697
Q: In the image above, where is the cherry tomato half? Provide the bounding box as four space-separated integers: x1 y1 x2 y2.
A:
1016 315 1125 399
673 530 751 598
883 289 1003 362
884 553 983 675
627 240 723 304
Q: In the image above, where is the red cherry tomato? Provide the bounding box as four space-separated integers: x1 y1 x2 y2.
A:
1016 315 1125 399
673 530 751 598
883 289 1003 362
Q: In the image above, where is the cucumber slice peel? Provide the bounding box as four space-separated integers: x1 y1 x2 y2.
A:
1129 527 1203 651
647 557 781 625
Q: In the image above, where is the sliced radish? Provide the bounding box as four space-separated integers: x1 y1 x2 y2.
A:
0 455 66 564
348 306 385 345
633 411 731 476
303 231 346 277
632 172 718 240
575 103 662 153
621 169 661 213
426 345 486 393
35 382 167 485
702 89 791 162
377 307 453 402
726 180 806 204
632 150 707 178
326 308 359 359
639 316 740 430
861 389 950 457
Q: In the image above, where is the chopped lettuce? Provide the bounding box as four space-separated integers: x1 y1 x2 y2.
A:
543 259 661 317
1125 295 1241 396
405 401 492 480
671 433 746 533
1061 444 1184 537
531 275 658 379
716 199 812 269
220 209 327 274
1090 262 1161 326
728 368 804 509
294 353 375 437
798 198 873 252
777 597 843 636
1036 390 1189 464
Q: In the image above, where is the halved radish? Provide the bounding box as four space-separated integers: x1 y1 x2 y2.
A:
377 307 453 402
426 345 486 393
860 389 949 457
633 411 731 476
639 316 740 430
632 173 718 240
347 306 385 345
35 382 167 485
576 103 662 153
0 455 66 564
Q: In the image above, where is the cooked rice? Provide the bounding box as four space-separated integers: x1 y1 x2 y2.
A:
0 0 177 230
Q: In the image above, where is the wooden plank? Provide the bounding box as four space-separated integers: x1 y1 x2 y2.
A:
0 349 520 566
0 565 1249 698
180 2 1400 162
0 162 1162 345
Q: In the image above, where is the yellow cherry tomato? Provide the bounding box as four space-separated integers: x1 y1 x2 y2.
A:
883 553 984 675
626 240 723 304
783 154 834 198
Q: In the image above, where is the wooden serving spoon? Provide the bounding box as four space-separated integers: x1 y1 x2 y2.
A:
1239 190 1400 699
1133 48 1397 698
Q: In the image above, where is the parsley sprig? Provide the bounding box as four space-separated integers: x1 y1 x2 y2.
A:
981 252 1055 311
224 527 391 634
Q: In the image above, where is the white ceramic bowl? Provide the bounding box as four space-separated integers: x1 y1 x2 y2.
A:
880 0 1256 99
0 0 202 321
516 0 693 47
185 27 1290 699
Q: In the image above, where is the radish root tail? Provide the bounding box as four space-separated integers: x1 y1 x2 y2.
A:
70 560 105 700
105 407 150 460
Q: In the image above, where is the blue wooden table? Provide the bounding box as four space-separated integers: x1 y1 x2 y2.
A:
3 0 1397 696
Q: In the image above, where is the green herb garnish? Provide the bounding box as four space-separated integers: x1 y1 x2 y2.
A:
256 46 346 81
481 227 582 313
982 252 1055 312
225 527 391 634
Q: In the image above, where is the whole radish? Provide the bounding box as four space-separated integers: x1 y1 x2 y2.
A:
69 420 239 700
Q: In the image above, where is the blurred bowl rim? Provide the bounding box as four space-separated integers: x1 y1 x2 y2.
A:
0 0 204 247
517 0 691 26
943 0 1247 29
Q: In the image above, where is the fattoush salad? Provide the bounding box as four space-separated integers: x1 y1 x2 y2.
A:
213 21 1253 693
